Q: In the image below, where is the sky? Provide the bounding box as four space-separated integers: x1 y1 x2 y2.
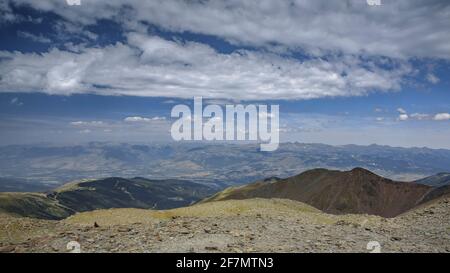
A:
0 0 449 148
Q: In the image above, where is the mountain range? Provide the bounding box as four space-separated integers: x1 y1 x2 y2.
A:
1 168 449 220
2 142 450 192
1 167 450 253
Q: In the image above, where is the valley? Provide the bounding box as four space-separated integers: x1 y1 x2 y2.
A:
2 143 450 192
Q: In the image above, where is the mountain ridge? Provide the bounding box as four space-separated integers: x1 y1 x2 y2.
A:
415 173 450 187
2 167 450 220
0 177 216 220
201 168 449 217
2 142 450 188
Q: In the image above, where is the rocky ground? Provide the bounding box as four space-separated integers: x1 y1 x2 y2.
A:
0 198 449 253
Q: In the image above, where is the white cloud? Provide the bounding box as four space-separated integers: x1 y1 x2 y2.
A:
410 113 430 120
0 1 15 23
10 97 23 106
1 0 448 101
396 111 449 121
124 116 166 122
17 31 51 43
398 114 409 121
70 121 104 126
151 116 166 121
1 1 43 24
433 113 450 121
0 33 412 100
124 116 151 122
396 109 433 121
426 73 440 84
52 20 98 42
1 1 23 24
10 0 450 59
258 112 276 119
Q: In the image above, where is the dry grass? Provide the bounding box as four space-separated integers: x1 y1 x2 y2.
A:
0 214 58 243
53 179 96 193
65 198 380 227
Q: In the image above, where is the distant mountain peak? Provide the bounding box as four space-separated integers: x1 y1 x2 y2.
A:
350 167 373 174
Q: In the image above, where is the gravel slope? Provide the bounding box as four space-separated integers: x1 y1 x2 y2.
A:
0 198 449 253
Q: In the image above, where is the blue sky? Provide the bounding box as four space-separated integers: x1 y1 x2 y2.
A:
0 1 449 148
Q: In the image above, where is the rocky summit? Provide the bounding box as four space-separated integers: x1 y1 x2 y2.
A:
0 197 449 253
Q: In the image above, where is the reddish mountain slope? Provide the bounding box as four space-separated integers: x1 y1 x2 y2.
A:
203 168 446 217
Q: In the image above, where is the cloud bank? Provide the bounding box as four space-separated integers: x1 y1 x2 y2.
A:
0 0 449 100
0 33 412 100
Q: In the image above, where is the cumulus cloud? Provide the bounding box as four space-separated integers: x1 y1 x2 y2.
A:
0 0 448 101
396 110 449 121
0 33 412 100
397 108 409 121
398 114 409 121
9 0 450 59
433 113 450 121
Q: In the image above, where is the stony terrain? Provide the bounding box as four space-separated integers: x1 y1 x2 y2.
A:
1 197 449 253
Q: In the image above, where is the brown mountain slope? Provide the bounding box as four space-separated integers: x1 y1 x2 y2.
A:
202 168 445 217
